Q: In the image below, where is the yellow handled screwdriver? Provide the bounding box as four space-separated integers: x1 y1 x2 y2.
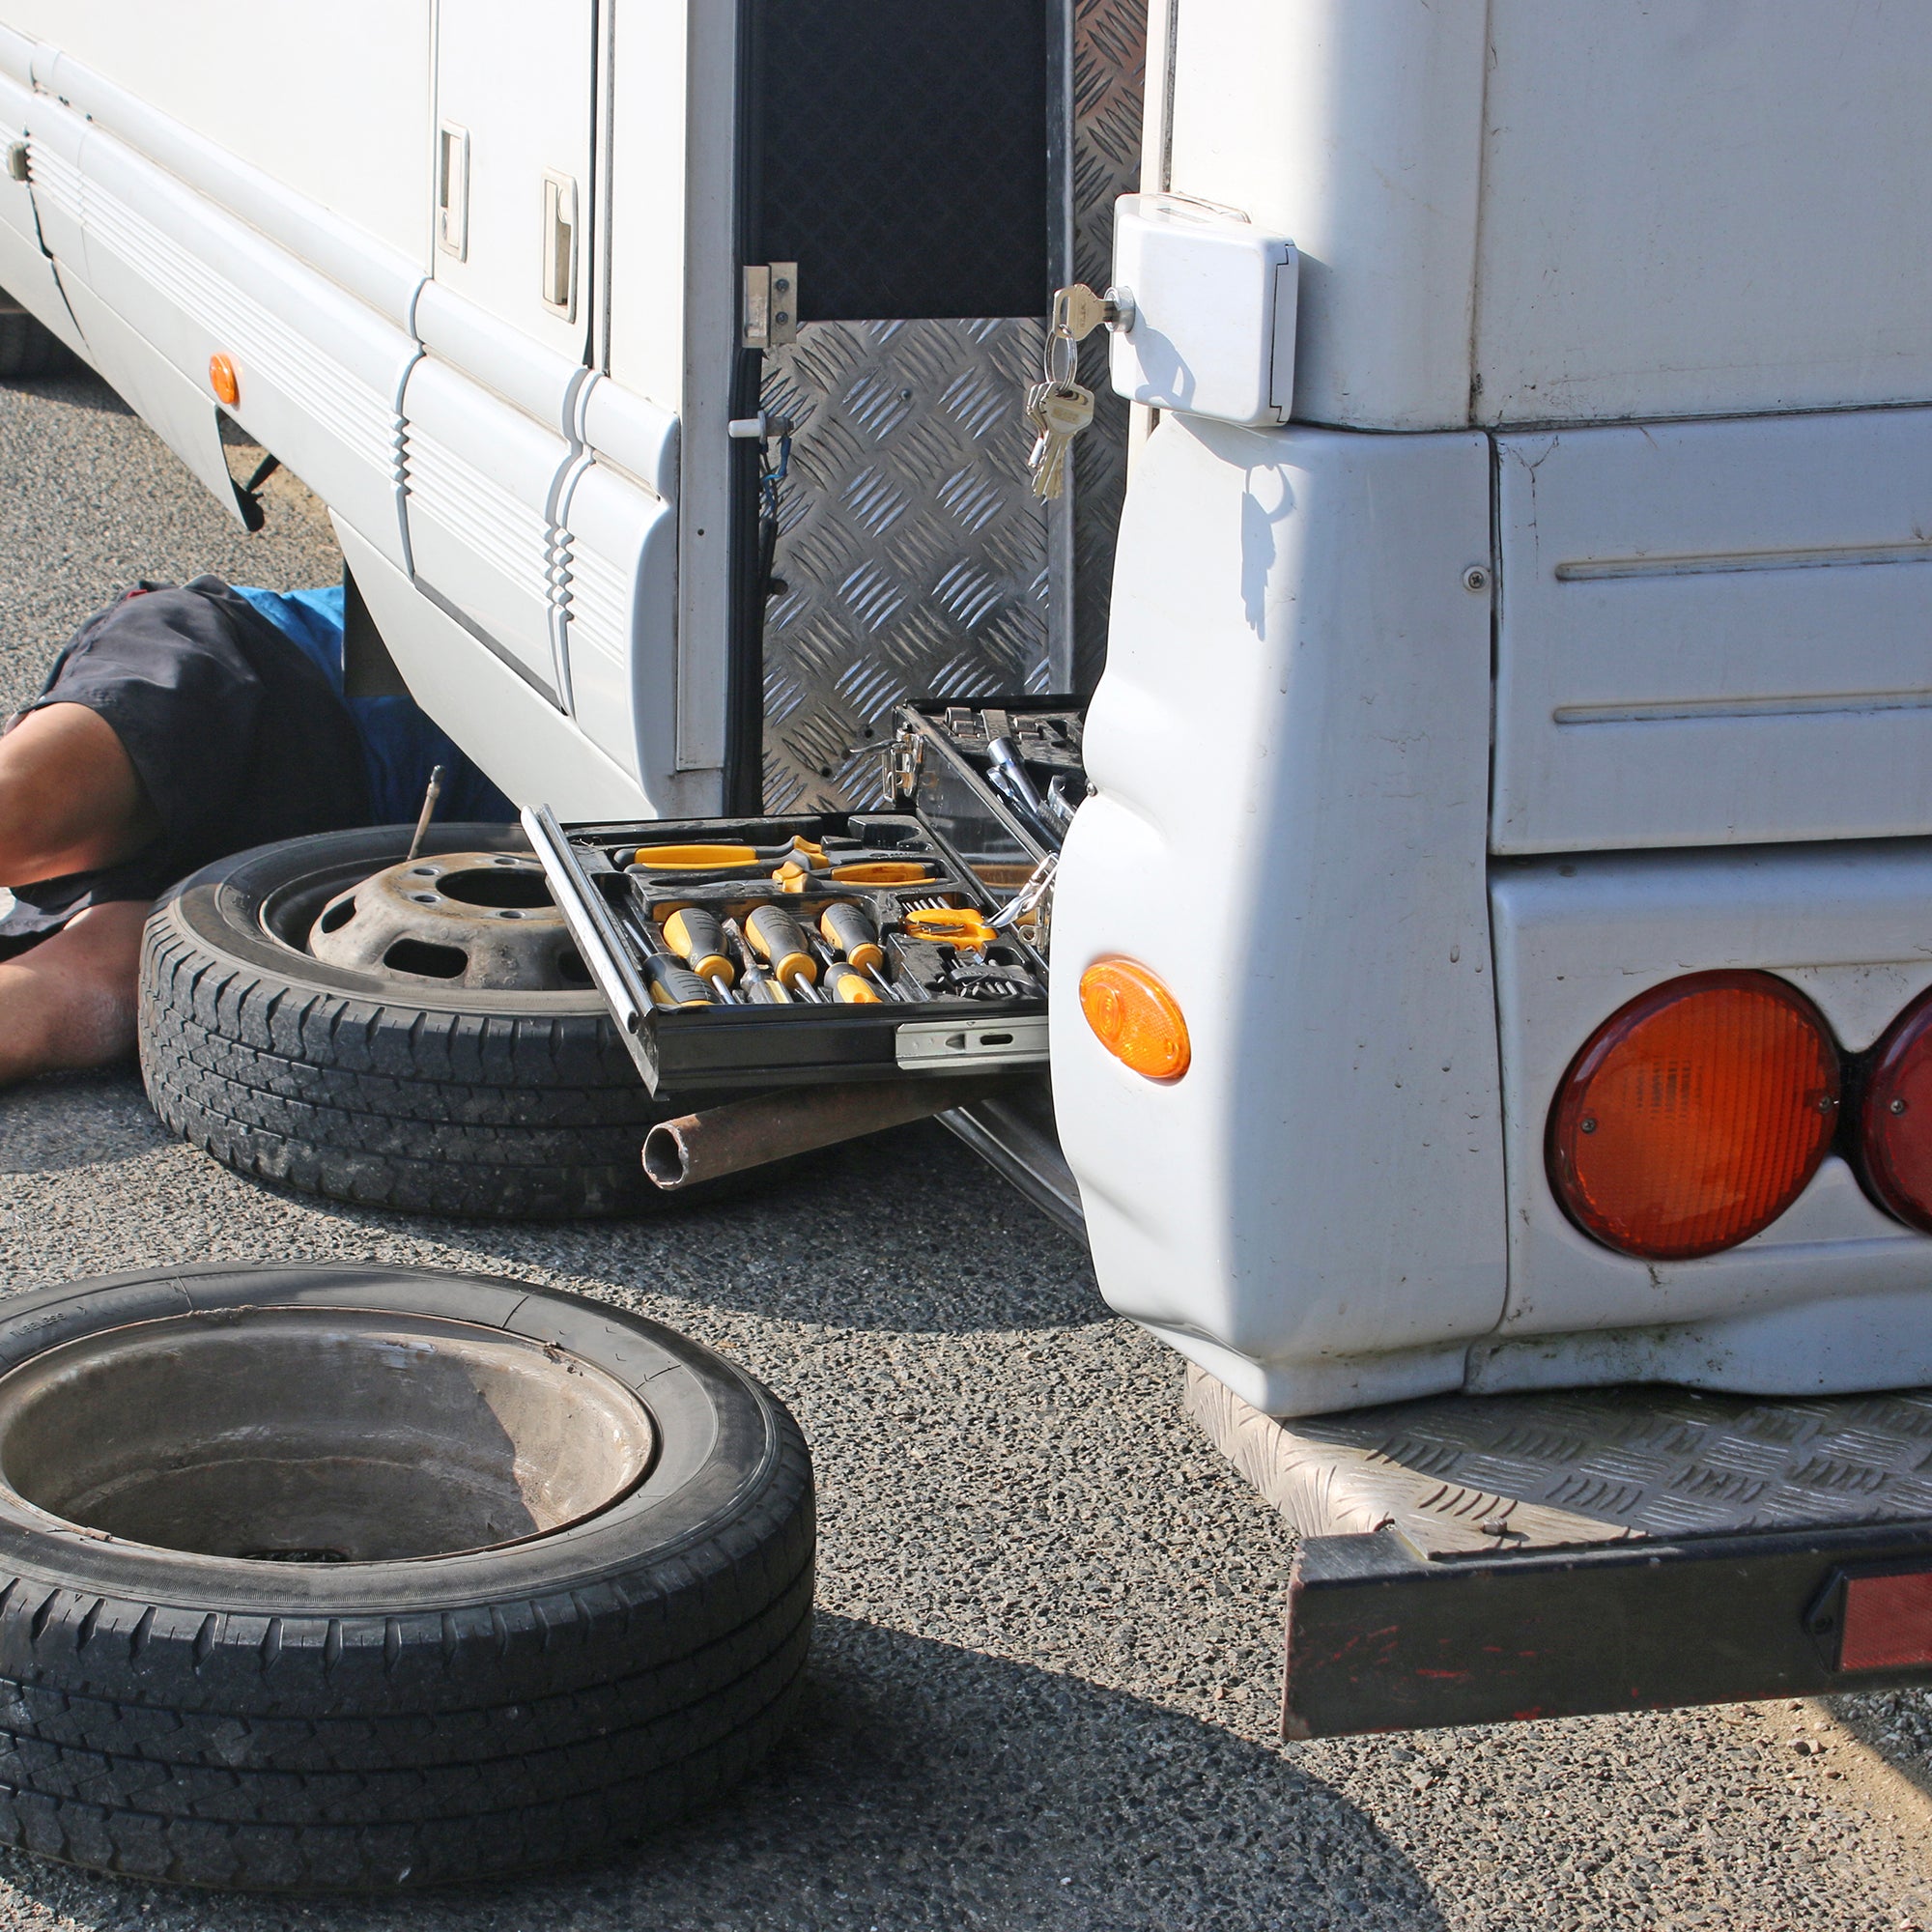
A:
822 962 883 1003
720 916 788 1004
622 913 717 1010
819 902 897 999
660 906 739 1003
744 904 824 1002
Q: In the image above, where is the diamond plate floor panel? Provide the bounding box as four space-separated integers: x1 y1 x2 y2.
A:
760 318 1051 812
1187 1364 1932 1557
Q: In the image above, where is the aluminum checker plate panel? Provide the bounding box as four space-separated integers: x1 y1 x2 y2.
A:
1187 1364 1932 1558
756 0 1147 811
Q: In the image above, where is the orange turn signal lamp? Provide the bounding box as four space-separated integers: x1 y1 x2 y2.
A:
1079 957 1189 1081
208 353 239 407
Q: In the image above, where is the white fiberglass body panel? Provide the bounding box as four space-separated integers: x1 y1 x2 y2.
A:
1485 841 1932 1395
1163 0 1485 432
1051 414 1506 1416
70 114 418 564
1471 4 1932 428
604 0 735 775
335 518 649 822
554 452 678 788
0 31 82 357
398 350 574 702
1492 408 1932 855
1165 0 1932 431
0 0 433 267
0 12 713 817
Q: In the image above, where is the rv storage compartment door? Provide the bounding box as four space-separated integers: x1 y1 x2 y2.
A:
1492 406 1932 854
401 354 574 704
432 0 593 361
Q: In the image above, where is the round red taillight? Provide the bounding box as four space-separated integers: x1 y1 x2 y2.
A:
1547 971 1839 1262
1856 989 1932 1233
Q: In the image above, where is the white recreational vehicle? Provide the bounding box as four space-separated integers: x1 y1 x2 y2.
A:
7 0 1932 1804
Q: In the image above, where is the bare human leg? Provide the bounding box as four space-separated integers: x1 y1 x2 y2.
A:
0 700 162 1085
0 700 160 886
0 901 152 1085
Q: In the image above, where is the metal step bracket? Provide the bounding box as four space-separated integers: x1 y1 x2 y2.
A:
741 262 799 351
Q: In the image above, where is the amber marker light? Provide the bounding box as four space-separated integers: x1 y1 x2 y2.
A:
1547 970 1839 1262
209 353 239 406
1855 988 1932 1233
1079 957 1190 1080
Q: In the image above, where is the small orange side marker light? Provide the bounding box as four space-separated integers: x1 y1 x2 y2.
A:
209 353 239 406
1080 957 1189 1080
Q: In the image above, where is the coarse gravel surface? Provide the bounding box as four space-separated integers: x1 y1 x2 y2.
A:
2 352 1932 1930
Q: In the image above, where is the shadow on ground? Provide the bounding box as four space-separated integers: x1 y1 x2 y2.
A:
0 1617 1441 1932
1830 1687 1932 1805
171 1100 1108 1337
0 1065 166 1174
8 362 132 415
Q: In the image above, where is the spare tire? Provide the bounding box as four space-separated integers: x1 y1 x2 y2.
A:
139 824 668 1217
0 1263 813 1890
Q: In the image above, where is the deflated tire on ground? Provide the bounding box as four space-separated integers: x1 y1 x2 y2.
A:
0 1264 813 1890
138 824 670 1217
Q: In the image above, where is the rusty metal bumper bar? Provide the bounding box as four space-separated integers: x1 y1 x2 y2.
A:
1285 1516 1932 1740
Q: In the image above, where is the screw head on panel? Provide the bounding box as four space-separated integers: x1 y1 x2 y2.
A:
1463 565 1491 593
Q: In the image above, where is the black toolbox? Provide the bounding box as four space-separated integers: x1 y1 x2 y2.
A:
525 697 1088 1098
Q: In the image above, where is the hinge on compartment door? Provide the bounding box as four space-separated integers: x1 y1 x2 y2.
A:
740 262 800 350
884 722 923 803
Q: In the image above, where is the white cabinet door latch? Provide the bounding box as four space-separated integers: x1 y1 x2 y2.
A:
1106 192 1298 428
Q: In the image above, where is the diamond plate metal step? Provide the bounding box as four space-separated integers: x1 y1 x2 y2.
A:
1188 1363 1932 1558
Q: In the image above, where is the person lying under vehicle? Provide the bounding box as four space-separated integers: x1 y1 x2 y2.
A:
0 577 508 1088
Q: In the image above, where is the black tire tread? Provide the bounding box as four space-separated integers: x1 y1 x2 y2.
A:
0 1267 815 1889
0 1661 806 1889
138 856 670 1219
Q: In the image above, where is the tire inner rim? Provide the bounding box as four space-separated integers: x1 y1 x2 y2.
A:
0 1310 656 1562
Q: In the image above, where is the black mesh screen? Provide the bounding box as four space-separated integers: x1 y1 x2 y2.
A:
750 0 1051 322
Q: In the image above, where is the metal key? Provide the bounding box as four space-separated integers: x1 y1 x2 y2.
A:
1050 283 1123 343
1027 382 1094 500
1022 379 1053 446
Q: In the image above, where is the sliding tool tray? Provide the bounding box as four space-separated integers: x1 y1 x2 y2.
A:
525 699 1084 1099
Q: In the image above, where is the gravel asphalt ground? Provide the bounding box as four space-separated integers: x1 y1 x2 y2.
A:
4 352 1932 1930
